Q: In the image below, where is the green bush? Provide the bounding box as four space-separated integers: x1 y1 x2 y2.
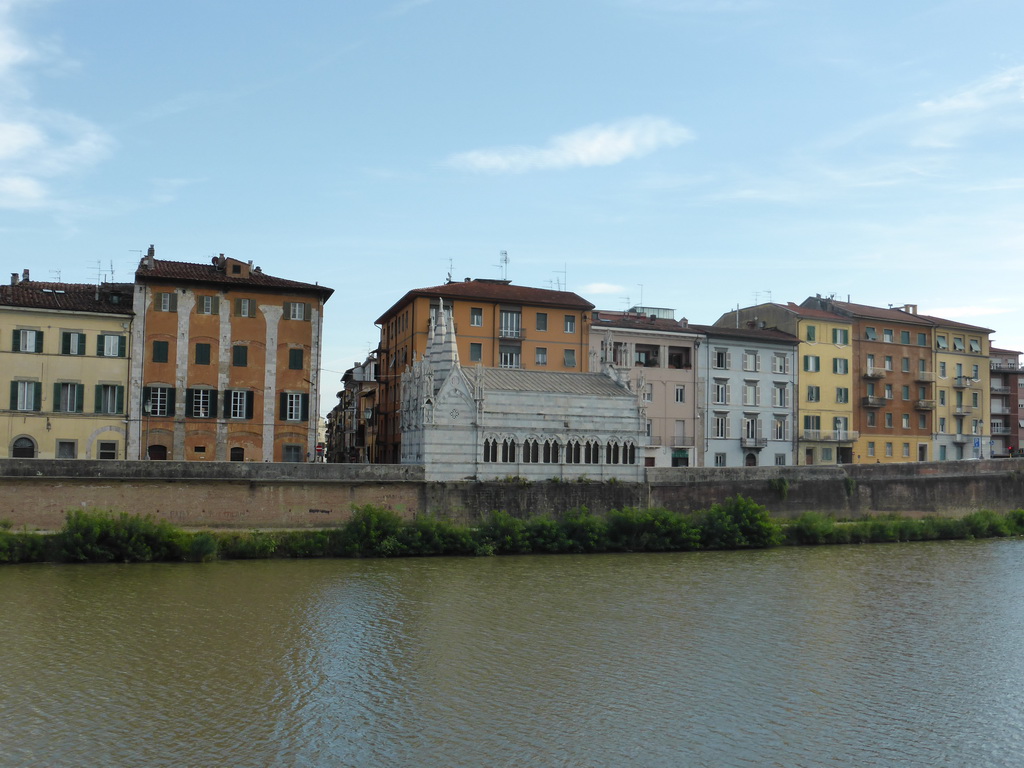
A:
606 507 699 552
399 515 476 556
524 517 571 554
785 511 837 545
696 495 782 549
478 511 532 555
0 530 48 563
54 510 186 563
337 505 406 557
186 532 220 562
216 529 278 559
962 509 1011 538
559 507 608 553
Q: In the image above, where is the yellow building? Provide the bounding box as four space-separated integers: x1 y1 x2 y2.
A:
925 317 993 460
0 273 134 459
374 278 594 463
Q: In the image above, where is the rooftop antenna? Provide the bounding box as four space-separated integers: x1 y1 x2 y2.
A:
553 263 567 292
446 257 453 284
620 295 631 311
495 250 509 280
753 290 772 305
637 284 644 307
49 269 62 282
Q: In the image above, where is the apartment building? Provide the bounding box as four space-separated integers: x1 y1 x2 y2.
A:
925 318 993 460
990 348 1023 457
326 352 379 463
691 323 799 468
0 273 134 459
129 248 333 462
715 303 856 465
590 307 702 467
374 277 594 463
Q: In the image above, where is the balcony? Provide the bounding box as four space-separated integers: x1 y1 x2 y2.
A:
741 436 768 449
954 405 973 415
953 376 971 389
992 425 1012 435
915 371 935 382
863 367 886 379
802 430 859 442
991 406 1011 415
952 434 969 444
992 385 1011 394
498 327 525 339
861 395 886 407
914 399 936 410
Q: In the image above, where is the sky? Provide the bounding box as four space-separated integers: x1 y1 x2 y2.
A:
3 0 1024 417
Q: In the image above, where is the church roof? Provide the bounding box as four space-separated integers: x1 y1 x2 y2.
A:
466 367 634 398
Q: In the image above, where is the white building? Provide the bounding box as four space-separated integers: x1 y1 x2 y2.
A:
401 304 645 481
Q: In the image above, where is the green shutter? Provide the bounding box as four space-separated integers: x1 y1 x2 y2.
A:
61 333 71 355
245 391 254 420
300 394 309 422
53 383 62 411
94 385 102 413
303 303 311 322
167 388 176 413
117 336 127 357
97 335 105 356
208 391 218 418
279 392 287 420
11 329 19 352
223 392 232 419
185 388 194 417
212 296 220 315
115 386 124 415
76 384 84 413
34 332 43 353
9 381 17 409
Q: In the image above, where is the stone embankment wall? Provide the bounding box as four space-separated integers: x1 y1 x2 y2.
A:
2 458 1023 530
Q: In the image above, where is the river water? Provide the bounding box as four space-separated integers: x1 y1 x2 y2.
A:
2 540 1023 768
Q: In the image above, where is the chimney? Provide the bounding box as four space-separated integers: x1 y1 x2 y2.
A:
144 245 155 270
904 303 918 315
22 269 29 282
681 317 688 327
11 273 18 285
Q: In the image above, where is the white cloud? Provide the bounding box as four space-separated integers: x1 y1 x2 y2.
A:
581 282 625 295
448 117 693 174
0 2 115 210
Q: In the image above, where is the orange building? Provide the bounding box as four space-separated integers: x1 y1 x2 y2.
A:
128 248 332 462
374 278 594 463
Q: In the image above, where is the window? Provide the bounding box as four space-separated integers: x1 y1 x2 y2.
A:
714 349 728 369
883 329 894 343
939 390 946 405
903 442 911 457
196 295 220 315
902 357 910 373
969 339 981 353
536 313 548 331
939 362 947 377
195 343 211 365
288 348 304 370
885 412 893 428
61 332 86 356
144 386 173 417
773 385 788 408
902 414 910 428
833 358 848 374
713 414 728 438
470 343 482 362
806 325 816 341
804 415 821 432
972 364 979 380
235 298 256 318
499 309 522 338
713 380 728 404
742 381 758 406
94 335 124 360
867 412 876 427
157 292 177 312
772 353 788 374
94 385 124 415
919 414 927 429
936 335 948 350
10 381 41 411
865 327 877 341
743 351 758 371
836 387 849 403
902 385 910 401
714 453 727 467
953 337 965 351
499 345 521 368
233 345 248 367
803 355 820 372
807 386 820 402
972 392 979 408
675 386 686 403
483 439 498 463
523 439 540 463
152 341 169 363
470 307 483 326
187 388 215 418
54 383 84 413
281 392 309 422
832 328 849 345
564 349 576 367
917 333 927 346
773 417 786 440
564 315 576 334
775 454 786 466
900 330 910 344
98 441 118 460
12 329 42 353
867 442 875 457
884 384 893 399
228 390 253 420
565 440 581 464
885 442 893 457
542 440 559 463
285 302 310 321
884 356 893 371
56 441 77 459
643 384 653 402
283 444 303 463
867 382 876 397
822 447 833 461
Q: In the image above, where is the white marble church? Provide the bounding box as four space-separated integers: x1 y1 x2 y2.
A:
400 302 646 482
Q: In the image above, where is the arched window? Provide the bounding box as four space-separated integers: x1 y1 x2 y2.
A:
483 439 498 463
12 437 35 458
566 440 581 464
501 439 517 462
543 440 560 464
230 447 245 462
626 443 636 465
147 444 168 460
584 440 600 464
522 439 539 463
606 442 620 464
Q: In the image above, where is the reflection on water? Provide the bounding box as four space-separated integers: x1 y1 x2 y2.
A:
2 541 1023 767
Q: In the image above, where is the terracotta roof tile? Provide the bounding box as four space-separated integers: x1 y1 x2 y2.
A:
377 279 593 323
0 281 134 314
688 323 799 345
591 310 701 335
136 258 333 299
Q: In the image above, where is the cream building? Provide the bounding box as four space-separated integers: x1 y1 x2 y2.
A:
0 273 134 459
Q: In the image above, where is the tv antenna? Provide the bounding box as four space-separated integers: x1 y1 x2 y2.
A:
753 290 773 305
552 263 567 291
446 257 454 284
49 269 62 282
637 284 644 307
495 250 509 280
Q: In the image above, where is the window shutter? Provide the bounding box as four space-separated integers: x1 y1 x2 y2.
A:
726 352 732 369
223 393 232 419
9 381 17 409
212 296 220 315
11 330 19 352
97 335 105 356
33 332 42 353
76 384 84 413
303 303 312 321
33 382 42 411
234 298 242 317
62 333 71 355
208 390 218 418
283 302 293 319
726 383 731 404
279 392 287 420
142 386 151 411
115 386 124 415
118 336 126 357
301 393 309 422
53 383 62 411
169 293 178 312
94 385 103 413
185 389 194 417
246 391 255 420
167 388 176 413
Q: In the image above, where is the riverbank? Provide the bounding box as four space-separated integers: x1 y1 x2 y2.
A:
3 496 1023 565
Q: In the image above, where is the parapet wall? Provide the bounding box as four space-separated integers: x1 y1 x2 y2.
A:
2 459 1023 530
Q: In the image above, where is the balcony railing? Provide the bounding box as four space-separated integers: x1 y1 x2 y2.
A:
802 430 859 442
991 406 1011 415
915 371 935 382
954 405 973 415
953 376 971 389
992 426 1012 435
498 327 525 339
991 385 1011 394
861 396 886 407
914 399 936 410
863 367 886 379
952 434 970 444
741 436 768 449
